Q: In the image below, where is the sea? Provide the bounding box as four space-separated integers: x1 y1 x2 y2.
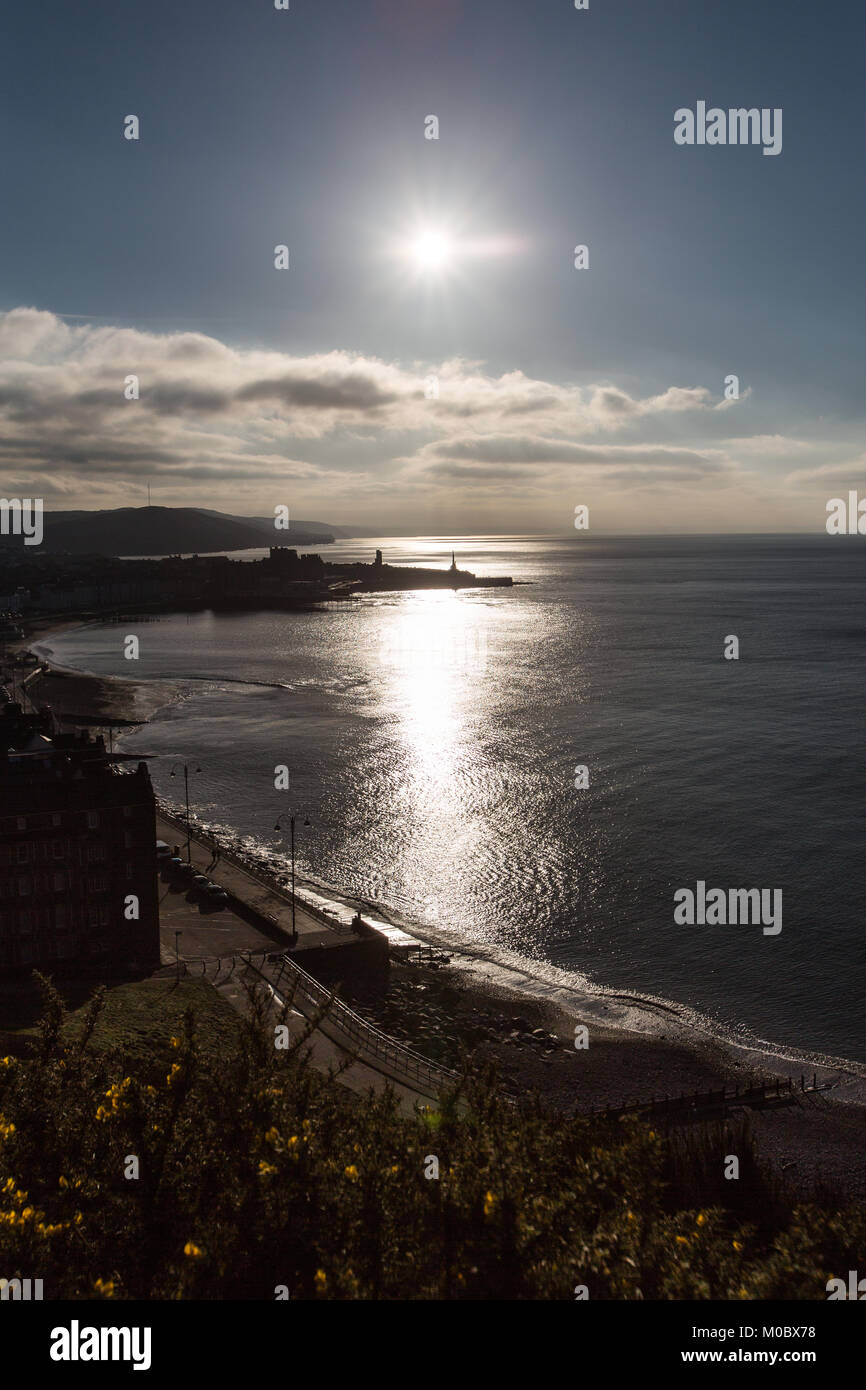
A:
35 534 866 1069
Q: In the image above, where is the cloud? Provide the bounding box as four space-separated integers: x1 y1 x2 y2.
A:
237 373 398 412
783 453 866 487
0 307 834 524
411 433 728 482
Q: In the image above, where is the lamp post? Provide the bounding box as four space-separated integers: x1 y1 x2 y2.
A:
274 814 310 941
170 762 201 862
174 930 183 982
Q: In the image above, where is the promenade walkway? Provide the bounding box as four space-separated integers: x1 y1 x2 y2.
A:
160 948 457 1114
155 806 353 953
155 810 456 1112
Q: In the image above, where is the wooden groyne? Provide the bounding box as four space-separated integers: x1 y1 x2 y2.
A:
587 1074 834 1125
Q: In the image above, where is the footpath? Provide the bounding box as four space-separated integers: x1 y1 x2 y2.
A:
154 810 457 1114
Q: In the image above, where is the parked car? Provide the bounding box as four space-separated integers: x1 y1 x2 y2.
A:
155 841 172 860
174 861 196 879
192 873 209 889
168 856 184 872
204 883 228 903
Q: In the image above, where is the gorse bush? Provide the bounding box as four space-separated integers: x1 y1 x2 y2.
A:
0 976 862 1300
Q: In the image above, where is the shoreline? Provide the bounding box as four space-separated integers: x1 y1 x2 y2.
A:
140 804 866 1201
17 617 866 1087
9 619 866 1199
12 616 184 726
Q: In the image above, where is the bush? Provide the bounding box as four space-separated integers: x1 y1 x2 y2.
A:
0 976 862 1300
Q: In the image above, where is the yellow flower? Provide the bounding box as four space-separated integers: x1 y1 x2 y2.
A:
184 1242 203 1259
344 1164 359 1181
733 1240 744 1252
675 1235 689 1246
314 1269 327 1292
36 1221 67 1237
0 1056 14 1068
169 1037 180 1049
696 1212 706 1227
58 1176 69 1190
93 1278 115 1298
483 1190 497 1217
258 1161 277 1176
264 1127 281 1147
166 1063 182 1086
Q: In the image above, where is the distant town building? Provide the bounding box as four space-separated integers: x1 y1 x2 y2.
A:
0 703 160 975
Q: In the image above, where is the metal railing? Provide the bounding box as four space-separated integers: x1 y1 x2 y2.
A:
167 948 506 1108
255 951 459 1099
156 801 353 935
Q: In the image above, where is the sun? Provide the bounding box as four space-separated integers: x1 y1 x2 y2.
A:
411 230 452 270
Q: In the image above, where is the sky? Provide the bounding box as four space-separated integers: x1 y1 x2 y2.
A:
1 0 865 534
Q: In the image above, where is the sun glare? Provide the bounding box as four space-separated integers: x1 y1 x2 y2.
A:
411 231 452 270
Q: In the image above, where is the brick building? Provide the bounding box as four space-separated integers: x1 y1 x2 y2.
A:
0 703 160 975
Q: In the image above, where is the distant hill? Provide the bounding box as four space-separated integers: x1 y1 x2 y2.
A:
0 507 344 557
195 510 355 542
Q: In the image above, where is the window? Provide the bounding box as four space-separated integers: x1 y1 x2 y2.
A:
54 871 66 892
86 811 100 830
87 844 106 863
16 844 29 864
53 840 64 859
124 831 134 848
51 814 62 827
18 878 30 897
54 904 66 929
125 862 134 880
123 805 134 819
16 816 26 831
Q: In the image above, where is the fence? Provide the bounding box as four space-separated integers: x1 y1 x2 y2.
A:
252 951 459 1099
589 1074 832 1122
164 946 459 1099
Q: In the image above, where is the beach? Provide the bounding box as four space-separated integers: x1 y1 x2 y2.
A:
15 618 178 725
11 619 866 1204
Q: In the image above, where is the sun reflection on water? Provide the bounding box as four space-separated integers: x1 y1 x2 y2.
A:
378 591 488 910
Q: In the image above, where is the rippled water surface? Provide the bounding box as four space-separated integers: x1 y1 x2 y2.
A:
41 535 866 1061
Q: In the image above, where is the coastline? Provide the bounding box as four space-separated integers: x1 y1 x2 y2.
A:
14 617 183 725
11 619 866 1201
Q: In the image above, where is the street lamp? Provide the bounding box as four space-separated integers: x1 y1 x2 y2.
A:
274 814 310 941
174 929 183 982
169 762 201 863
